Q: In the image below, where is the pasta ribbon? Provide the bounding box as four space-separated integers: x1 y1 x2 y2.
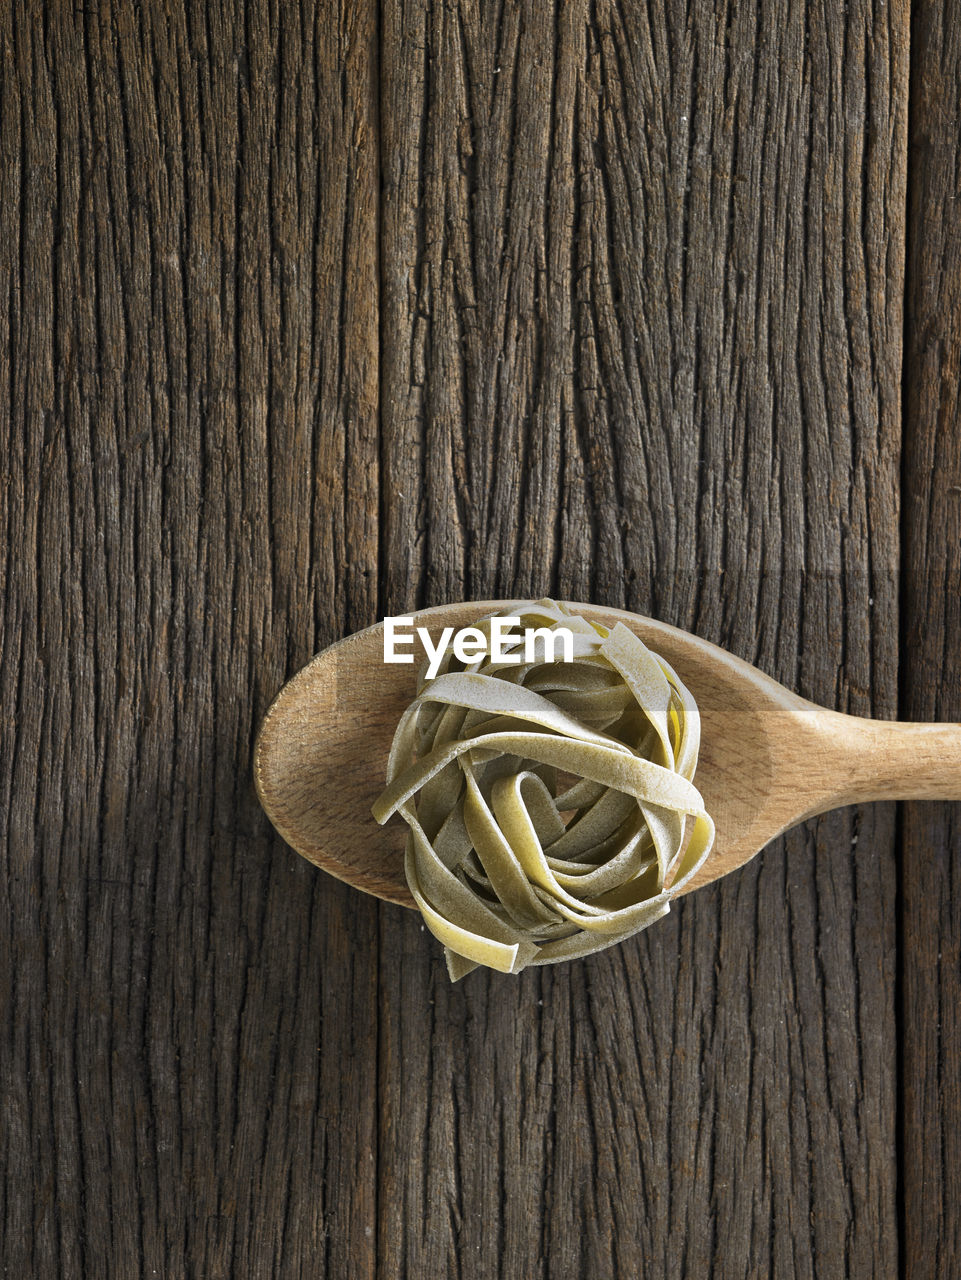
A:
372 600 715 980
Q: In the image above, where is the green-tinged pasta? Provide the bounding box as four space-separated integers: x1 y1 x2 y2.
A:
372 600 715 980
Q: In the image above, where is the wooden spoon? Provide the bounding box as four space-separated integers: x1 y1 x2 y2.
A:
254 602 961 908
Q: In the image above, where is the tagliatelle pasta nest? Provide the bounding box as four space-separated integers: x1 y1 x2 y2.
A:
372 600 715 980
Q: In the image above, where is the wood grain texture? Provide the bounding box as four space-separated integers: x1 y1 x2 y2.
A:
902 0 961 1274
378 0 905 1276
7 0 960 1276
0 1 380 1275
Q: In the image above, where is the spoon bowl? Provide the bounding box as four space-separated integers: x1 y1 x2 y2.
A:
254 602 961 907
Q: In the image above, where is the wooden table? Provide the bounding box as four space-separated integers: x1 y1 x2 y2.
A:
2 1 959 1275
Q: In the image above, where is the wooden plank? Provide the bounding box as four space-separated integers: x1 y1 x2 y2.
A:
377 0 906 1275
0 1 379 1274
902 0 961 1273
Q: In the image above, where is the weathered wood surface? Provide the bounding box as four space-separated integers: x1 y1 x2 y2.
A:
0 2 380 1276
0 0 955 1276
902 1 961 1275
379 2 905 1278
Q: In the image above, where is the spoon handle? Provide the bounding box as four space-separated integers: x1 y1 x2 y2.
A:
812 713 961 809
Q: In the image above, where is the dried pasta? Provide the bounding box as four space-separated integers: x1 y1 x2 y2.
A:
372 600 715 980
